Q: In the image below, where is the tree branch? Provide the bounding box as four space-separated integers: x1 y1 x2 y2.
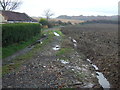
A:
0 0 22 11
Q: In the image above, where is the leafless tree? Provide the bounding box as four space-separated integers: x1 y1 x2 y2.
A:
0 0 22 11
43 9 54 20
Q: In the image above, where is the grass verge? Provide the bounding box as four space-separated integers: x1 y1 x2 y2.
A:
2 33 41 59
56 48 72 56
2 30 55 76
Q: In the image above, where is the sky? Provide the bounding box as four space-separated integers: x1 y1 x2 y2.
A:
15 0 119 18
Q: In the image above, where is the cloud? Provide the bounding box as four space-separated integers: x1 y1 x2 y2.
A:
16 0 119 17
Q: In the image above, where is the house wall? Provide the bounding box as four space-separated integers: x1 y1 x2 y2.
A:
0 14 7 24
7 21 38 23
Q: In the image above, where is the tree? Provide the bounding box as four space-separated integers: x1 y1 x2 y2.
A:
0 0 22 11
43 9 54 21
39 18 48 26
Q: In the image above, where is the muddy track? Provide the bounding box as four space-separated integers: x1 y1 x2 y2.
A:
3 28 105 88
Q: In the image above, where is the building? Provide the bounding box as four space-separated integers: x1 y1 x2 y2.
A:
0 10 38 24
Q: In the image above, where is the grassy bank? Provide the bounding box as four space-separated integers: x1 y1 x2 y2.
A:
2 33 41 59
2 28 57 76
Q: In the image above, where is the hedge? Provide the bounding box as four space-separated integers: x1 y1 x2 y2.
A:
2 23 41 47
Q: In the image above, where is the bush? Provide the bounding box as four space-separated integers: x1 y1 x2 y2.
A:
2 23 41 47
39 18 48 26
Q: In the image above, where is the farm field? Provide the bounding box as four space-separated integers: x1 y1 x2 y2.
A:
32 17 85 24
61 23 119 88
50 18 84 24
2 23 119 88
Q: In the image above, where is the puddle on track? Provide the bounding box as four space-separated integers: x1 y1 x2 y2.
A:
87 59 110 88
69 66 82 71
96 72 110 89
73 43 77 47
60 60 69 64
54 32 60 36
3 37 47 65
71 38 77 48
41 42 43 44
52 45 60 51
72 39 77 43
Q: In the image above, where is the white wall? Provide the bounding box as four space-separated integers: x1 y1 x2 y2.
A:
0 14 7 23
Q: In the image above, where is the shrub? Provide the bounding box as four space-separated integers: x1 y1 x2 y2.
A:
39 18 48 26
2 23 41 47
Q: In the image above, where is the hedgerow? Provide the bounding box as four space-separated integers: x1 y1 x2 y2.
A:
2 23 41 47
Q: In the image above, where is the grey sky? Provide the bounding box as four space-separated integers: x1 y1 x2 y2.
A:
16 0 119 17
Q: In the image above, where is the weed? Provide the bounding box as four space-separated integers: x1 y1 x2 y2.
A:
56 47 72 56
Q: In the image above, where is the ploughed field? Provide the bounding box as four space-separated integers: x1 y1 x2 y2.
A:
61 24 119 88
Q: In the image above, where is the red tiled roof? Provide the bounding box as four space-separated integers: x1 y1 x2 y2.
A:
0 10 37 22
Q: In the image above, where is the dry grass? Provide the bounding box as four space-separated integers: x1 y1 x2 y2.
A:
50 18 84 24
32 17 85 24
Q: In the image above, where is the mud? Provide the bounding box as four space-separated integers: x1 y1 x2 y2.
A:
61 24 119 88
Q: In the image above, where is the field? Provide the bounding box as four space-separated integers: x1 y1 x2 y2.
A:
50 18 84 24
32 17 84 24
61 24 119 88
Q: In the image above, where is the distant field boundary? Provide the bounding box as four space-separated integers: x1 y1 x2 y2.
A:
50 18 85 24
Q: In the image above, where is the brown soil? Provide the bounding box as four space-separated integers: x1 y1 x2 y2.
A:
61 24 119 88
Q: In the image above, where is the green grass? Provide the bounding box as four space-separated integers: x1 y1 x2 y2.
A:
56 47 73 62
2 49 34 75
54 30 64 37
56 47 72 56
2 29 55 76
2 28 64 76
2 27 56 60
2 60 23 75
2 33 41 59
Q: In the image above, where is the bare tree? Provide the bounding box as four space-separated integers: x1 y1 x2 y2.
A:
0 0 22 11
43 9 54 20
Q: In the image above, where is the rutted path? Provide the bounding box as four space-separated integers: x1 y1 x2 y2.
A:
3 28 102 88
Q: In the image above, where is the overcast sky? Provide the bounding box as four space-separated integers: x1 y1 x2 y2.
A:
16 0 119 17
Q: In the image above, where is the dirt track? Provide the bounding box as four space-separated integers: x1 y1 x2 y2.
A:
3 28 102 88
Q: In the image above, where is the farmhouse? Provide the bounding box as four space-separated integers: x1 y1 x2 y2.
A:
0 10 38 23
